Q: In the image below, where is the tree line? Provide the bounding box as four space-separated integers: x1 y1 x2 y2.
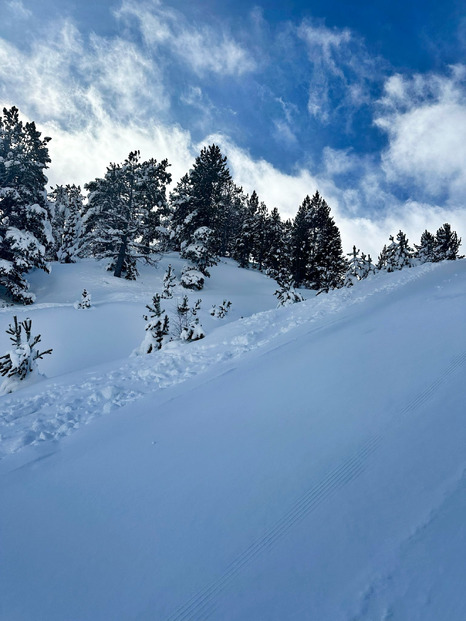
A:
0 106 462 305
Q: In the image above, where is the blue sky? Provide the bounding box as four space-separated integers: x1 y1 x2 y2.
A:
1 0 465 254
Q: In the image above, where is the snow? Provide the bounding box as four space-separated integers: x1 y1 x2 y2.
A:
0 257 465 620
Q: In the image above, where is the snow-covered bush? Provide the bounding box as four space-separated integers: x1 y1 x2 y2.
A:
210 300 232 318
181 317 205 342
173 296 204 342
274 275 304 307
133 294 169 355
75 289 92 309
180 266 205 291
0 316 52 394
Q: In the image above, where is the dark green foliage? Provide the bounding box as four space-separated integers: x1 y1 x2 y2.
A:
434 223 462 261
0 107 52 303
290 192 346 292
415 230 435 264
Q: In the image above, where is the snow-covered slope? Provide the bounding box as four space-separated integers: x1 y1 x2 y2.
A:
1 259 465 620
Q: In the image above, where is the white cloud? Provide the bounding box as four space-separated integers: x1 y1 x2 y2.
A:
115 0 256 77
4 0 31 19
42 116 194 190
376 66 466 204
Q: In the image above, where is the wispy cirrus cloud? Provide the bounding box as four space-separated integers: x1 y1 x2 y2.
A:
298 20 384 123
115 0 256 77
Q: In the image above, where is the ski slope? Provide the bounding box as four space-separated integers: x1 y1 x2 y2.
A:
1 258 465 620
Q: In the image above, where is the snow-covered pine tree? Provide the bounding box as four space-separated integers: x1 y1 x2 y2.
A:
82 151 171 279
171 144 233 271
49 184 84 263
181 317 205 342
290 192 346 292
234 190 259 268
134 294 170 355
290 195 314 286
414 230 435 264
377 244 389 271
210 300 232 318
344 247 375 286
274 274 304 307
433 223 462 261
75 289 91 309
0 107 53 304
161 264 177 299
0 315 52 393
174 296 204 341
181 226 217 277
382 231 413 272
262 207 286 278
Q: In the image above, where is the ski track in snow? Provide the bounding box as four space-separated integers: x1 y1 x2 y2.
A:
163 351 466 621
0 263 438 460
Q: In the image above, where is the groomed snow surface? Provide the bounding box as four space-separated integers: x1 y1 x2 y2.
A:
1 256 465 620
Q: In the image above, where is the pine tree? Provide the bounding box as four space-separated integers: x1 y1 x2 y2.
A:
234 190 259 268
290 192 346 292
433 223 462 261
344 247 376 286
382 231 413 272
262 207 286 278
210 300 232 318
82 151 171 279
75 289 91 309
181 226 217 276
49 184 84 263
134 294 169 354
0 107 53 304
0 316 52 393
161 264 177 299
274 274 304 307
174 296 204 341
171 144 233 271
415 230 435 264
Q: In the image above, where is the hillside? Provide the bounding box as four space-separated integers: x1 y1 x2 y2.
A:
1 258 465 620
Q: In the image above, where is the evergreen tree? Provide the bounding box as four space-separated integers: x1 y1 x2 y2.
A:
290 192 346 292
0 106 53 304
161 264 177 299
433 223 462 261
0 316 52 393
49 184 84 263
234 190 259 268
415 230 436 264
171 144 233 270
210 299 232 318
382 231 413 272
377 244 389 271
134 294 169 354
82 151 171 279
174 296 204 341
290 195 314 286
262 207 286 278
75 289 91 309
344 247 376 286
181 226 217 276
274 274 304 307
